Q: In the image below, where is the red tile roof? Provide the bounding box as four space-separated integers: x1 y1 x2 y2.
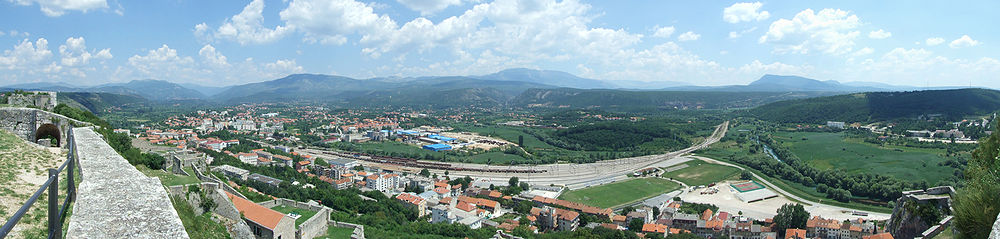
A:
457 196 499 209
226 192 285 230
863 233 894 239
641 224 668 234
456 202 475 212
395 193 425 205
785 229 806 239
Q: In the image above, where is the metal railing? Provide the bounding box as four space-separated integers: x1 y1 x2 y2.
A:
0 129 77 239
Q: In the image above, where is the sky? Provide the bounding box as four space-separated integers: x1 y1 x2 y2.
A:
0 0 998 88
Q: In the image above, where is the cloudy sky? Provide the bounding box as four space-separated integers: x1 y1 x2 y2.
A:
1 0 998 88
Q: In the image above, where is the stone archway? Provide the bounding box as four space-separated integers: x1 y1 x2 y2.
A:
35 123 60 147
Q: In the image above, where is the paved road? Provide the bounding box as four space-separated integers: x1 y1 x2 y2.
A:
299 121 729 189
689 155 891 219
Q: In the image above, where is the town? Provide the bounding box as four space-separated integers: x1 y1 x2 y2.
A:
105 101 974 239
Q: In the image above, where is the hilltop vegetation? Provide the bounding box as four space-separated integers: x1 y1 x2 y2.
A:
515 88 834 111
551 120 692 151
752 88 1000 123
953 122 1000 238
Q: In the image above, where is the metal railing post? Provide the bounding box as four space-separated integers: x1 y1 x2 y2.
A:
67 131 75 201
48 168 60 239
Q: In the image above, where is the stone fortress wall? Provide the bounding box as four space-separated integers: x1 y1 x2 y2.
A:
0 107 89 148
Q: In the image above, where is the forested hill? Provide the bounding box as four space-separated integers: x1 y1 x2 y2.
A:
750 88 1000 123
514 88 836 110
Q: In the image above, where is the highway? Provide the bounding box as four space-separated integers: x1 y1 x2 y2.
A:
298 121 729 189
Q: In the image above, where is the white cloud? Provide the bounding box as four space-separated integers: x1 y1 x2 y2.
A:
279 0 397 45
677 31 700 41
11 0 108 17
265 59 304 74
396 0 462 15
728 27 757 39
851 47 873 56
115 44 303 86
926 37 945 46
198 44 229 68
759 8 861 55
949 35 981 48
652 26 675 38
868 29 891 39
839 47 1000 88
0 38 53 69
723 2 770 23
58 37 112 67
127 44 195 77
212 0 291 45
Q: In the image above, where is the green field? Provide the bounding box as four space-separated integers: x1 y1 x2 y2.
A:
558 177 680 209
661 160 741 186
772 131 952 183
271 205 318 228
139 166 201 186
319 226 355 239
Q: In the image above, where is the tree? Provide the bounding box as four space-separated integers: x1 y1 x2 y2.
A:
509 176 519 187
627 218 644 232
652 207 660 219
353 165 364 171
740 170 754 180
621 206 635 215
514 200 534 214
419 168 430 177
773 203 809 237
518 135 524 147
954 121 1000 239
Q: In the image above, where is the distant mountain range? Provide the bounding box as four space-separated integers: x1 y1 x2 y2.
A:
1 69 982 109
2 79 204 101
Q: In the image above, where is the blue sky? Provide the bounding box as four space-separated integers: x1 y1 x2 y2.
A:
1 0 998 88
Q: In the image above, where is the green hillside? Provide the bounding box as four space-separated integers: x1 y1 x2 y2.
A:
751 88 1000 123
514 88 835 111
58 92 147 113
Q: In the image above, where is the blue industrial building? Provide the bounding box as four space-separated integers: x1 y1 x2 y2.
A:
422 144 453 151
427 134 457 142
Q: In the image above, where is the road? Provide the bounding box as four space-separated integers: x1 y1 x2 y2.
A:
298 121 729 190
688 155 891 220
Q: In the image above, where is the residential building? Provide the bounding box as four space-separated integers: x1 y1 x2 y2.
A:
531 206 580 232
237 153 259 165
396 193 428 217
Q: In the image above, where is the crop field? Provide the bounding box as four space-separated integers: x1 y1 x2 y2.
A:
558 177 680 209
661 159 741 186
772 131 952 183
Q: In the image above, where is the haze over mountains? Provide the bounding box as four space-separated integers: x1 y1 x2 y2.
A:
1 68 978 103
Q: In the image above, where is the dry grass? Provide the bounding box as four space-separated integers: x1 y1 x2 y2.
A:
0 129 67 238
